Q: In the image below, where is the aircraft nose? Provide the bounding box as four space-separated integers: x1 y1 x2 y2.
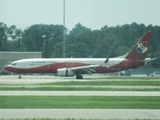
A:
4 66 8 70
4 66 10 71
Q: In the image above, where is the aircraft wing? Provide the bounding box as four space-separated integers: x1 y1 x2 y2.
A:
70 64 99 74
70 56 110 74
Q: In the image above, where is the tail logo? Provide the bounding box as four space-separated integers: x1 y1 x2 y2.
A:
137 41 148 54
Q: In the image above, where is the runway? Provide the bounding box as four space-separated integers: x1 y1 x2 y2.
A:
0 109 160 119
0 75 70 84
0 75 159 84
0 91 160 96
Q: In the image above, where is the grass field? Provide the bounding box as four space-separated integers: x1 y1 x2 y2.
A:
42 80 160 86
0 96 160 109
0 86 160 91
0 76 160 110
0 76 160 91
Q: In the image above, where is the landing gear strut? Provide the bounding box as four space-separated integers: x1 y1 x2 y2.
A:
76 74 83 79
18 75 21 79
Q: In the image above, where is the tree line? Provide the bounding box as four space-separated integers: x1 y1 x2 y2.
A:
0 22 160 68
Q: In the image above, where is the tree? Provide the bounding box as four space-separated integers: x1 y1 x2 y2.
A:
66 23 92 57
7 25 24 51
0 23 8 51
23 24 64 58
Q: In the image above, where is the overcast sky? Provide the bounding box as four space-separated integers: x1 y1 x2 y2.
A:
0 0 160 30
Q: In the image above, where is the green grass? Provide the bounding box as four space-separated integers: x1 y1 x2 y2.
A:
41 80 160 86
0 118 156 120
0 87 160 91
84 76 160 80
0 119 80 120
1 78 160 91
0 96 160 109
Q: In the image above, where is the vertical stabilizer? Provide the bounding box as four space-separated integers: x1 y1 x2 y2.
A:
125 32 152 60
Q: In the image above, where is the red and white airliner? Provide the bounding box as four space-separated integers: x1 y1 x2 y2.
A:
4 32 155 79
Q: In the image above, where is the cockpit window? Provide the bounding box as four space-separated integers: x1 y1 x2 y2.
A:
11 63 17 66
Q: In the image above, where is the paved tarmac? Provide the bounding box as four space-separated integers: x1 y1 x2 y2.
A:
0 109 160 119
1 85 160 89
0 75 68 84
0 75 159 85
0 91 160 96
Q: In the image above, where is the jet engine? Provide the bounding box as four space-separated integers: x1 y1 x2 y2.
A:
57 68 75 77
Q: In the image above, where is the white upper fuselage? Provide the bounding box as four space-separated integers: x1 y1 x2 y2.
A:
8 58 124 69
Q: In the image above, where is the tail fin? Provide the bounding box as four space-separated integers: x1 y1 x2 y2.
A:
125 31 152 60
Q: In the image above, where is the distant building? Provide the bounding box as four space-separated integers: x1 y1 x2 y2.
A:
0 52 42 74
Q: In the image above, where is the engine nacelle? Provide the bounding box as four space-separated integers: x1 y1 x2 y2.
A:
57 68 75 77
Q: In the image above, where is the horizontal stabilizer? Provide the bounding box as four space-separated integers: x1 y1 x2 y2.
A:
144 58 156 65
136 57 156 65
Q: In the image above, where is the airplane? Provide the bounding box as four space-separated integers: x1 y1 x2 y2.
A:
4 31 155 79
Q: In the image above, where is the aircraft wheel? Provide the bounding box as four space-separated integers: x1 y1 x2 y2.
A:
76 74 83 79
18 75 21 79
76 74 79 79
80 74 83 79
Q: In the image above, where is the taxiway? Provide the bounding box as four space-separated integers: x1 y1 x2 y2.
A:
0 91 160 96
0 109 160 119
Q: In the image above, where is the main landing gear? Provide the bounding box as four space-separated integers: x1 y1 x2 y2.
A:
18 74 21 79
76 74 83 79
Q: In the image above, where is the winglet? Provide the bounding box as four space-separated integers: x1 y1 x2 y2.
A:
91 54 94 58
104 55 110 63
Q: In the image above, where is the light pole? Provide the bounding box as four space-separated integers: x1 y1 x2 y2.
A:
62 0 65 58
42 35 46 58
